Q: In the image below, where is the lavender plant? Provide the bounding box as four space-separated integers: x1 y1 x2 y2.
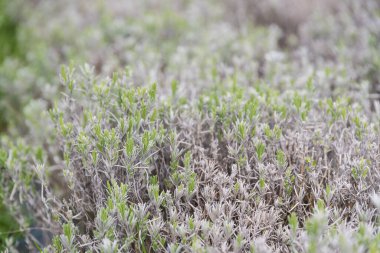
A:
0 0 379 252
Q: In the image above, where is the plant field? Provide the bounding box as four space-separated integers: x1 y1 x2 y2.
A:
0 0 379 252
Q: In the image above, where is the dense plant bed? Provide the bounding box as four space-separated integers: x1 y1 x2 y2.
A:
0 0 379 252
2 66 379 252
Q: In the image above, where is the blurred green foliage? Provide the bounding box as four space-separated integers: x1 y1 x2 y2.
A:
0 196 20 250
0 0 20 63
0 0 21 248
0 0 19 132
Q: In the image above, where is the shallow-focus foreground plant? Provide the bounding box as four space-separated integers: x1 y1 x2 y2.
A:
2 65 374 252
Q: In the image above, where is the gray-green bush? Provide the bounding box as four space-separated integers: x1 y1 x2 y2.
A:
0 0 379 252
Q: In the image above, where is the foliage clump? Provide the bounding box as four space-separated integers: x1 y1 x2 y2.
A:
3 64 379 252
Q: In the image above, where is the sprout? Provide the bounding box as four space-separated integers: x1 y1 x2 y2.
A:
256 141 266 162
